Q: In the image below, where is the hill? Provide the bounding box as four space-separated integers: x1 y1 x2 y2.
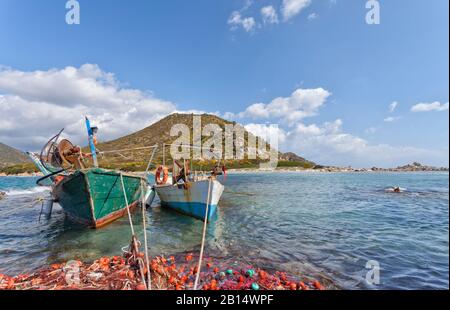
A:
0 143 30 168
0 143 38 175
95 113 315 171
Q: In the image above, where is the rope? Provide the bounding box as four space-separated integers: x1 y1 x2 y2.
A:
140 179 152 290
99 145 158 155
119 172 149 290
193 177 212 290
144 147 158 178
119 173 135 237
35 169 66 186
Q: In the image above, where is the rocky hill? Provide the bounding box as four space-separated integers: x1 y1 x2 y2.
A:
95 113 315 171
0 143 30 168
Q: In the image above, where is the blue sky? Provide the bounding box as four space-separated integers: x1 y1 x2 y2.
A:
0 0 448 167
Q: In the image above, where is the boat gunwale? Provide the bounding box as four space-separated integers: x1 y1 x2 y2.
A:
153 177 222 189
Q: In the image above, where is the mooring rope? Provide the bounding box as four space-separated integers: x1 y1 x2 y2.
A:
193 177 212 290
99 145 158 155
119 172 135 236
119 172 149 289
140 179 152 290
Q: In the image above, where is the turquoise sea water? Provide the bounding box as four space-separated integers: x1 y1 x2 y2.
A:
0 172 448 289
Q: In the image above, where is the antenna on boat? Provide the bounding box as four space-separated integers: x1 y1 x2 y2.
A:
85 116 99 168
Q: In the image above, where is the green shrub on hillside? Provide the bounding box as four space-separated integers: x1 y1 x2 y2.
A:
0 163 39 175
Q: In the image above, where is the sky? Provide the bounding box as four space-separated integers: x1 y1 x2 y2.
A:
0 0 448 168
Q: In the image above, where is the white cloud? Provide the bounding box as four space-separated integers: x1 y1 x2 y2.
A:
226 91 448 167
411 101 449 112
229 88 331 123
228 0 313 33
389 101 398 113
0 64 176 151
228 11 256 32
238 119 448 167
261 6 279 24
283 119 448 168
245 123 286 144
281 0 312 21
384 116 402 122
307 13 318 20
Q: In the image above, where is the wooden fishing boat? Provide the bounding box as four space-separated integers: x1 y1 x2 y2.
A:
50 168 144 228
153 145 225 222
155 177 224 222
28 117 156 228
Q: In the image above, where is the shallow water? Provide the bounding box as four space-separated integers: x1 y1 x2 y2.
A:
0 172 448 289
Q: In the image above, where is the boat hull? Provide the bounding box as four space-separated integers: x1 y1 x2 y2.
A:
155 179 224 221
52 168 144 228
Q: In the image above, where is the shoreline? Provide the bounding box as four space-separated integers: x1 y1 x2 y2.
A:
0 169 448 178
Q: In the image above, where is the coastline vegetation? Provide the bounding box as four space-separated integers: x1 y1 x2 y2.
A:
0 163 39 175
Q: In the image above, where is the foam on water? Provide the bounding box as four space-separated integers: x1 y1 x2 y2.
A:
4 187 50 196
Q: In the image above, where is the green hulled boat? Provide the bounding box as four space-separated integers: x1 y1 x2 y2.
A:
28 117 154 228
51 168 144 228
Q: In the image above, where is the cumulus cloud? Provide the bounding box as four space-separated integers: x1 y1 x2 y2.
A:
228 88 331 123
245 123 287 144
228 11 256 32
226 92 448 167
281 0 312 21
0 64 176 151
411 101 449 112
261 6 279 24
285 119 447 167
237 119 448 167
228 0 312 33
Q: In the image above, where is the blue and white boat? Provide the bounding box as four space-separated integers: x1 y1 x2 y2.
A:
155 177 224 221
153 144 226 222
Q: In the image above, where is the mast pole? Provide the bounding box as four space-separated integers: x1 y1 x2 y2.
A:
85 116 99 168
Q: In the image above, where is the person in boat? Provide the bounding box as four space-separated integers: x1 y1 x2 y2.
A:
393 187 401 193
211 165 221 176
173 160 190 184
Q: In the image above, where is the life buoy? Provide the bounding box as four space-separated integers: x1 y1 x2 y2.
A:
155 166 169 185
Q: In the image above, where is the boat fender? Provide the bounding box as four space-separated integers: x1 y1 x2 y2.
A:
155 166 169 185
54 175 65 185
145 186 156 208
